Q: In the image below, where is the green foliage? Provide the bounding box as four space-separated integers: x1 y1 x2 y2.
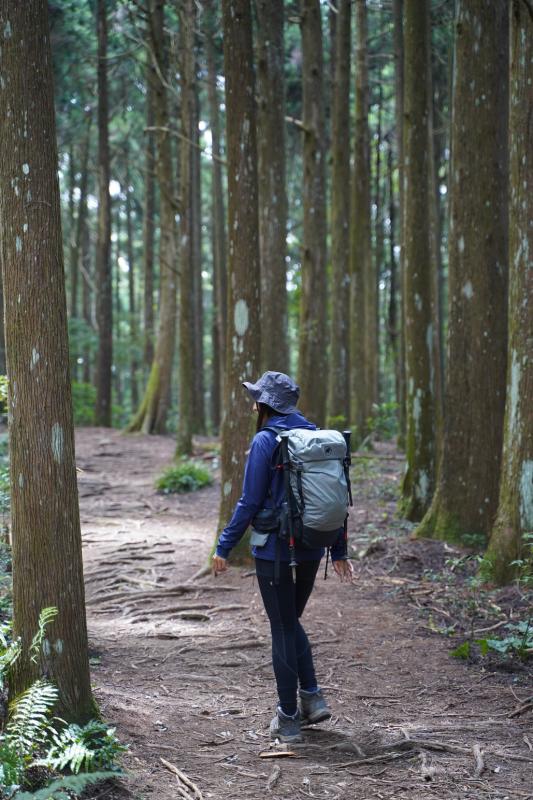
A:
6 680 59 758
509 531 533 589
0 376 8 417
34 721 126 774
30 609 59 665
156 461 213 495
452 619 533 662
0 620 21 691
13 771 117 799
365 402 399 441
70 383 96 427
326 415 348 432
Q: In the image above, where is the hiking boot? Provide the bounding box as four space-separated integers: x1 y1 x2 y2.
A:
269 707 303 743
299 688 331 726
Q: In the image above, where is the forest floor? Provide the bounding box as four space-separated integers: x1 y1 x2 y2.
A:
75 428 533 800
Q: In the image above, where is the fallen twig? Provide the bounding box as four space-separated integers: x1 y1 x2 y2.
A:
160 757 203 799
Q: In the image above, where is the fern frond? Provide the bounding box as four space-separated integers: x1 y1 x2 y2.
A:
30 607 59 663
7 678 58 756
0 635 21 690
13 770 117 799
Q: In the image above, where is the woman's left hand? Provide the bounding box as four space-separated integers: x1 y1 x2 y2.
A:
333 558 354 583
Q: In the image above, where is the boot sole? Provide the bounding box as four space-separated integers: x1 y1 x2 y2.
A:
301 709 332 727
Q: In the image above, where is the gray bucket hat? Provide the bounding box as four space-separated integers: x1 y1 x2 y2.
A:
242 371 300 415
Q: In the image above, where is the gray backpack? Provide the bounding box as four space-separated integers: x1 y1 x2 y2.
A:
265 427 353 554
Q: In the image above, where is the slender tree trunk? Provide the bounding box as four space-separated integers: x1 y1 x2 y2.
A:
374 82 385 403
125 149 139 411
95 0 113 427
387 143 400 411
298 0 328 426
417 0 509 540
400 0 437 521
127 0 178 434
350 0 372 438
0 0 94 720
485 0 532 583
176 0 195 456
113 202 123 414
143 67 156 371
393 0 406 448
216 0 261 563
255 0 289 374
192 66 206 434
205 3 227 432
81 214 92 385
328 0 351 428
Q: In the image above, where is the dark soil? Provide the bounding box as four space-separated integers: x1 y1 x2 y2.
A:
75 429 533 800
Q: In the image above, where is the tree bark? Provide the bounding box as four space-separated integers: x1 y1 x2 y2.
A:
298 0 328 427
176 0 195 456
255 0 289 374
95 0 113 427
125 148 139 411
192 64 206 435
127 0 178 434
205 3 227 432
0 0 94 720
143 64 156 371
328 0 351 428
216 0 261 563
350 0 372 438
484 0 531 583
400 0 437 521
81 202 93 386
393 0 406 448
417 0 509 540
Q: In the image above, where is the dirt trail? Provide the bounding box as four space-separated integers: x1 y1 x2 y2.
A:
76 429 533 800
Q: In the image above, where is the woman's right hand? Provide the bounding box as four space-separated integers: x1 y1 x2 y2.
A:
212 555 228 576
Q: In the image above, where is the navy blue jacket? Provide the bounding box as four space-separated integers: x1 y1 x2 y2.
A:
215 411 346 562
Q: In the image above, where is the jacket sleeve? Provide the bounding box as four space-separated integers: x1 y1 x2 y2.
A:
215 432 273 559
330 526 348 561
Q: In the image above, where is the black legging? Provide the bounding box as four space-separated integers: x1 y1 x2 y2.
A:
255 558 321 716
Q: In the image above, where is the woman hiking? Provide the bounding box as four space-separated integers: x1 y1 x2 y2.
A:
212 371 354 744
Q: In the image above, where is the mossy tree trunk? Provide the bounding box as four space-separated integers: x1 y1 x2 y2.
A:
400 0 437 521
298 0 328 427
485 0 532 584
143 64 156 372
328 0 351 428
127 0 178 435
176 0 195 456
350 0 372 439
125 145 139 411
416 0 509 541
393 0 406 448
205 0 227 432
255 0 289 375
95 0 112 427
216 0 261 563
0 0 94 721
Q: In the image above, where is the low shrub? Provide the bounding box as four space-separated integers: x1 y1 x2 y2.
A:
156 461 213 494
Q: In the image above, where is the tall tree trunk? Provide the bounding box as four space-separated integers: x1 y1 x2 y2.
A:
216 0 261 562
485 0 532 583
81 211 92 385
387 143 401 412
176 0 195 456
95 0 113 427
328 0 351 428
393 0 406 448
205 3 227 432
127 0 178 434
69 114 92 382
143 66 156 371
125 149 139 411
417 0 509 540
350 0 372 438
400 0 437 521
374 82 385 403
0 0 94 720
192 66 206 434
113 201 123 414
255 0 289 374
298 0 328 426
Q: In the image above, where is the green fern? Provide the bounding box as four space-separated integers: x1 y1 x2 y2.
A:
29 608 58 664
7 679 58 757
13 770 116 799
0 620 21 691
34 720 126 774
